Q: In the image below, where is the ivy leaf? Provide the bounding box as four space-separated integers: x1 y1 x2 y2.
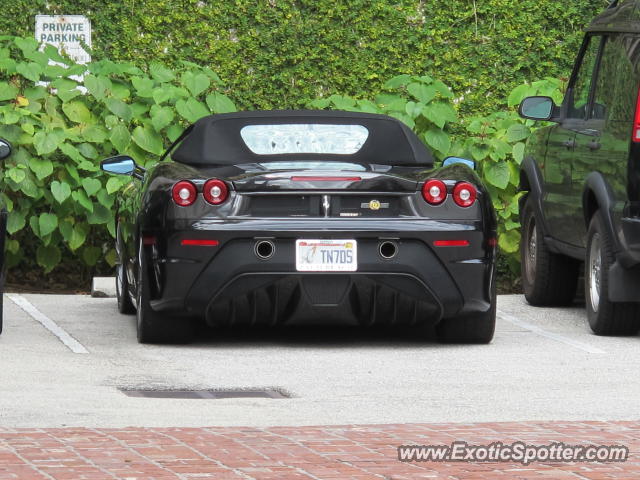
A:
82 177 102 197
106 176 124 194
132 125 164 154
150 62 175 83
6 210 26 234
105 98 132 122
72 189 94 212
84 75 110 100
82 246 102 266
33 131 60 155
29 157 54 180
131 77 155 97
182 71 210 97
38 212 58 237
175 98 209 123
407 83 438 104
423 128 451 155
0 82 17 101
69 224 89 251
421 102 458 129
507 84 534 107
512 142 526 164
384 74 412 89
87 204 112 225
110 124 131 152
484 161 511 189
506 124 531 143
62 100 92 123
150 104 175 131
51 180 72 203
36 245 61 273
16 62 42 82
205 92 236 114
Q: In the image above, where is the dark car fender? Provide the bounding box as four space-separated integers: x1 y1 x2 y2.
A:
519 155 551 237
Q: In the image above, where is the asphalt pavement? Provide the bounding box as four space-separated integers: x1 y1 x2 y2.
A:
0 293 637 428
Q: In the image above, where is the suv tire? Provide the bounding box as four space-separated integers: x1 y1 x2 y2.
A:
585 211 640 335
521 197 579 306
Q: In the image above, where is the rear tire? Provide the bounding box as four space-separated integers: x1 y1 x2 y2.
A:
436 303 496 344
116 226 136 314
520 197 579 306
585 211 640 335
436 280 496 344
136 237 193 344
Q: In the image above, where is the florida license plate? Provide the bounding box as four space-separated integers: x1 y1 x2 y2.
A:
295 239 357 272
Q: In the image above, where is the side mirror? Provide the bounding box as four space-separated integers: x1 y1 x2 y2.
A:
443 157 475 170
100 155 137 176
519 96 556 121
0 138 12 160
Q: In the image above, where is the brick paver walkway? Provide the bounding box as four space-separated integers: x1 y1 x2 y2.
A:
1 422 639 479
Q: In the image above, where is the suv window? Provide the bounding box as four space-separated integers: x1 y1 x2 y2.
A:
592 34 636 122
567 36 603 119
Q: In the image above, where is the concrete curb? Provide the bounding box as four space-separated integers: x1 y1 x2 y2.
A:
91 277 116 298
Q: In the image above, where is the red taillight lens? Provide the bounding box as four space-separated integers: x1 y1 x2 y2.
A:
422 179 447 205
633 87 640 142
203 179 229 205
452 182 477 207
172 180 197 207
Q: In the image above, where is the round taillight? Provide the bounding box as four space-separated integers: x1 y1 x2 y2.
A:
422 179 447 205
203 179 229 205
172 180 197 207
453 182 477 207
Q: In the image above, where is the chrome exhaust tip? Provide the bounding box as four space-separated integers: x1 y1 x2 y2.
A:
255 240 275 260
379 241 398 259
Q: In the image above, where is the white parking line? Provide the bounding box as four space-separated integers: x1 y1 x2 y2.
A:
8 294 89 354
498 309 606 354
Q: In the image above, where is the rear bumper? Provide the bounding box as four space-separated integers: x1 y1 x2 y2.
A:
143 219 496 326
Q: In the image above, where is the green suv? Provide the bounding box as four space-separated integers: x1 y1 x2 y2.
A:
518 0 640 335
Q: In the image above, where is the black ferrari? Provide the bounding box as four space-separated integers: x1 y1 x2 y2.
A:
100 111 497 344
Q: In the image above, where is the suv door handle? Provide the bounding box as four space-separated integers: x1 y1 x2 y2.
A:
562 139 577 149
588 141 601 151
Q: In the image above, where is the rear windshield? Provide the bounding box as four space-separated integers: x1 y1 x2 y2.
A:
240 124 369 155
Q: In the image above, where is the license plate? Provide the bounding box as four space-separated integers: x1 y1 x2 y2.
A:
295 239 357 272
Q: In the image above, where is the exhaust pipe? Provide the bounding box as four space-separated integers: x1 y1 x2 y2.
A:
255 240 275 260
379 241 398 259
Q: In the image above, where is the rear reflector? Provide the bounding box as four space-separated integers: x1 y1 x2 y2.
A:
290 176 361 181
181 239 219 247
633 86 640 142
434 240 470 247
142 235 156 246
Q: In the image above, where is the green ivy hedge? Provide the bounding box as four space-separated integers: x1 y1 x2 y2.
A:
1 0 604 117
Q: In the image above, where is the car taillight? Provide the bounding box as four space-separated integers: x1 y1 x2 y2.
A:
203 179 229 205
633 86 640 142
452 182 477 207
422 179 447 205
172 180 197 206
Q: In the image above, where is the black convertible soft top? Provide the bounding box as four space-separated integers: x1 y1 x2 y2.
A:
171 110 434 166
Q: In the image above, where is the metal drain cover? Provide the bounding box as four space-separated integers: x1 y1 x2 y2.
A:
119 388 289 399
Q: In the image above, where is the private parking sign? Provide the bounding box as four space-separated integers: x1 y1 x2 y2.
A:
35 15 92 64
